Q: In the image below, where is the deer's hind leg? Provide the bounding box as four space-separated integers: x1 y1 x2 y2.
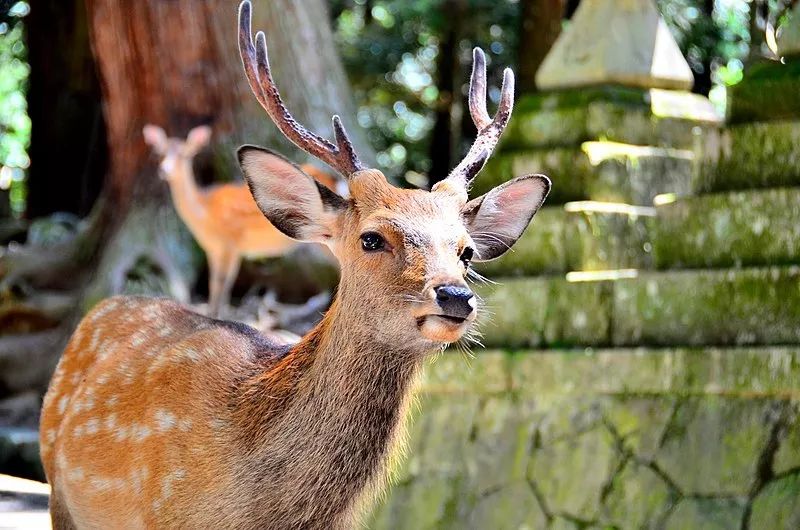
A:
49 490 77 530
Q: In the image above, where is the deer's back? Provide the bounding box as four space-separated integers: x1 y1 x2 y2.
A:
40 295 289 528
199 184 296 257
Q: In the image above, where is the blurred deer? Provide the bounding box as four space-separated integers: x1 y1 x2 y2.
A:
142 124 342 317
39 2 549 528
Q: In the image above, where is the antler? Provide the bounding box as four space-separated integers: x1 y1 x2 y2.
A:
436 48 515 193
238 0 364 177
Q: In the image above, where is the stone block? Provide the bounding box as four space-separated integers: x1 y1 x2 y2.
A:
478 203 654 277
528 427 620 519
654 398 770 496
476 278 612 348
504 88 719 150
728 59 800 123
466 482 548 530
654 188 800 269
601 462 674 528
695 121 800 193
476 142 693 206
664 498 745 530
612 267 800 347
749 473 800 530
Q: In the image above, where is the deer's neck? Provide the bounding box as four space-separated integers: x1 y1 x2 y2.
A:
165 159 206 228
236 292 429 526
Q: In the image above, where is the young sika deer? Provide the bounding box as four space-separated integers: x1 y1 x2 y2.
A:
142 124 342 317
39 2 550 528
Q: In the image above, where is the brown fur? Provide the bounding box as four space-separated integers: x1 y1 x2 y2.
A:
39 170 507 529
143 125 339 316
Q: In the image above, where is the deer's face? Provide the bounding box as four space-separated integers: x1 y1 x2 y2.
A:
143 125 211 181
239 148 549 346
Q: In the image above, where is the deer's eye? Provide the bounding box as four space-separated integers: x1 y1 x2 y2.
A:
360 232 385 252
460 247 474 266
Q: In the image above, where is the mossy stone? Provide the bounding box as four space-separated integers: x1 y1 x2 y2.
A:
663 498 745 530
695 121 800 193
475 142 693 207
601 462 674 528
612 267 800 347
728 59 800 123
655 398 769 496
749 473 800 530
653 187 800 269
476 278 612 348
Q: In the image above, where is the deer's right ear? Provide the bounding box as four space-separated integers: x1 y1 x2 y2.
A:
238 145 348 242
143 124 167 149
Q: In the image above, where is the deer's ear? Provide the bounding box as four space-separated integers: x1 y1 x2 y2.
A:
462 174 550 261
186 125 212 153
143 124 167 149
238 145 347 242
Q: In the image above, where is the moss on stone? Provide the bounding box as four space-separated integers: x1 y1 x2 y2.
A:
602 462 674 528
612 267 800 347
695 121 800 193
664 498 745 530
653 188 800 269
476 278 612 348
728 58 800 123
503 87 718 150
474 142 693 207
749 473 800 530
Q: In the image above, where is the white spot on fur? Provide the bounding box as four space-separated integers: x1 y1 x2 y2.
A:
157 326 173 338
57 396 69 415
46 429 56 444
85 418 100 434
131 331 148 347
132 424 152 442
89 328 103 351
104 413 117 431
67 467 85 482
208 418 228 431
155 409 176 432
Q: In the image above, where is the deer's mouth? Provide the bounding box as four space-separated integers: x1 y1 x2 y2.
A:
416 313 473 343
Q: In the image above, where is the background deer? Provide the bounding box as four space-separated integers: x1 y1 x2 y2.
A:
142 124 342 317
38 2 549 528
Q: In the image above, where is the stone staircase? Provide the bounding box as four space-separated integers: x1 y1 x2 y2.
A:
368 2 800 528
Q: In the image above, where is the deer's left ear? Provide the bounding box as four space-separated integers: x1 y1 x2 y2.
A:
461 174 550 261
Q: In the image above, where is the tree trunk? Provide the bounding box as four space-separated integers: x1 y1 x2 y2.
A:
518 0 565 93
26 0 107 218
3 0 371 397
428 0 464 185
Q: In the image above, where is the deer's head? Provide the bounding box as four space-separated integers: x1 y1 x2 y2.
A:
143 124 212 181
237 1 549 347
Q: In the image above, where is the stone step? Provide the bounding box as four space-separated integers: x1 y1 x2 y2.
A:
475 141 694 206
503 87 719 150
476 266 800 348
653 187 800 269
369 349 800 530
695 120 800 193
477 203 654 277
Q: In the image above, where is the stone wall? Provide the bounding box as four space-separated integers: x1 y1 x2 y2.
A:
368 351 800 529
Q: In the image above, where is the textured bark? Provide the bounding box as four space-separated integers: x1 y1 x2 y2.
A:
518 0 565 93
3 0 366 397
26 0 107 218
85 0 374 208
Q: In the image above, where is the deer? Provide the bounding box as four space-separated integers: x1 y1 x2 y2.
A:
38 2 550 528
142 123 343 318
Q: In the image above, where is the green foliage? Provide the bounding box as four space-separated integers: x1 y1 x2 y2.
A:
333 0 519 182
0 1 30 216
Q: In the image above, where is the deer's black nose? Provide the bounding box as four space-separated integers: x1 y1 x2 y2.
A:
434 285 475 319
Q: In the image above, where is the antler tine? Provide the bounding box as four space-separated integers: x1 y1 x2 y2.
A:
468 48 492 130
439 48 515 193
238 0 363 177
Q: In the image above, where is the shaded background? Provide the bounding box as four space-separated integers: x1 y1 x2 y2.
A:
2 0 800 528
